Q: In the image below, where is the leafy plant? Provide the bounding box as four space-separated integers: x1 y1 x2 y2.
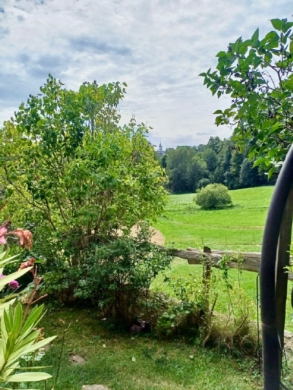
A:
156 276 205 338
194 184 232 210
0 216 55 388
70 222 172 321
200 18 293 176
0 76 167 300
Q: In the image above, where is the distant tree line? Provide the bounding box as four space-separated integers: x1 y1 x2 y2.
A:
159 136 275 193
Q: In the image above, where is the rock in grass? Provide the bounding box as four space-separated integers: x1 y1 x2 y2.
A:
82 386 109 390
69 354 86 364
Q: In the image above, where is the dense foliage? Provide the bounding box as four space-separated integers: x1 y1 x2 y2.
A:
161 137 269 193
0 76 168 301
200 18 293 176
194 183 232 210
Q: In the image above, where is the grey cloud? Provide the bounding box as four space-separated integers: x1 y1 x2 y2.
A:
196 131 216 136
17 15 24 22
18 53 72 79
0 27 9 38
69 37 133 57
0 73 34 107
0 7 4 13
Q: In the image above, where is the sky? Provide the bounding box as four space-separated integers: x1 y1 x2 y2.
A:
0 0 292 150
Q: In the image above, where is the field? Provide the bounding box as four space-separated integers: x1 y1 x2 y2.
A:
153 186 275 252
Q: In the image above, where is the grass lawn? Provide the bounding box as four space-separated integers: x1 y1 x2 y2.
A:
34 307 262 390
152 186 293 331
154 186 274 252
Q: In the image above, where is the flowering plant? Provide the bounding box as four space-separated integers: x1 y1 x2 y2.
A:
0 210 55 387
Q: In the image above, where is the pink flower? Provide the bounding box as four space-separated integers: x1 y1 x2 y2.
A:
0 274 19 289
8 280 19 290
0 227 7 245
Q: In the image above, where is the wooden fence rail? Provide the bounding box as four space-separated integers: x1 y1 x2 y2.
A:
159 246 293 280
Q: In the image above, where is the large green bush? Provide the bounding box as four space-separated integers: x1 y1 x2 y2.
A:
0 76 167 301
194 184 232 210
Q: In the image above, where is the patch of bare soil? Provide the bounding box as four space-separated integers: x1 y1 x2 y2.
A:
130 225 165 246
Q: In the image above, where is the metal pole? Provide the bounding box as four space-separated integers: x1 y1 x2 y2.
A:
261 145 293 390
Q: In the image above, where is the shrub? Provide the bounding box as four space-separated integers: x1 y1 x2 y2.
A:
194 183 232 210
45 222 172 321
0 77 167 300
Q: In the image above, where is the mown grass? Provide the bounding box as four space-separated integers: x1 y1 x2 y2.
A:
33 307 262 390
154 186 274 252
152 186 293 330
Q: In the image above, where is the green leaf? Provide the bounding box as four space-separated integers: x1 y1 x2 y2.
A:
251 28 259 42
6 372 52 382
271 19 282 30
282 21 293 33
216 51 227 58
268 166 276 179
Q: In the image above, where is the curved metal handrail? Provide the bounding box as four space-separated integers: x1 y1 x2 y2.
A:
261 145 293 389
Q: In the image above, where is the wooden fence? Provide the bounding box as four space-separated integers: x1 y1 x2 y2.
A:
160 246 293 280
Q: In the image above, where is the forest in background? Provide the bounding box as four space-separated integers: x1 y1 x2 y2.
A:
158 136 275 193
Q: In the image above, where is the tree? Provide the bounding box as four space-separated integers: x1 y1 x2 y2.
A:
200 18 293 176
0 76 167 286
165 146 208 193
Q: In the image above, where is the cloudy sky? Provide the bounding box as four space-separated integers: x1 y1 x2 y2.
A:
0 0 292 149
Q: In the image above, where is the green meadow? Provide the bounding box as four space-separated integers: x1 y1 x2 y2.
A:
152 186 293 330
154 186 274 252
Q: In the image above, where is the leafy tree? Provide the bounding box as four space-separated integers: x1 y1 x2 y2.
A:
165 146 207 193
0 76 167 295
200 18 293 176
202 148 218 172
239 158 267 188
194 184 232 210
188 156 208 192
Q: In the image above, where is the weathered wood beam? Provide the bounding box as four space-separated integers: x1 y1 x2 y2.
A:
159 246 293 280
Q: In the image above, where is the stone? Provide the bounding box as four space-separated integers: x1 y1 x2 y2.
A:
82 386 109 390
69 354 86 364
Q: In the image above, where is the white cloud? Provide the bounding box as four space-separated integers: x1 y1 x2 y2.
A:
0 0 292 148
